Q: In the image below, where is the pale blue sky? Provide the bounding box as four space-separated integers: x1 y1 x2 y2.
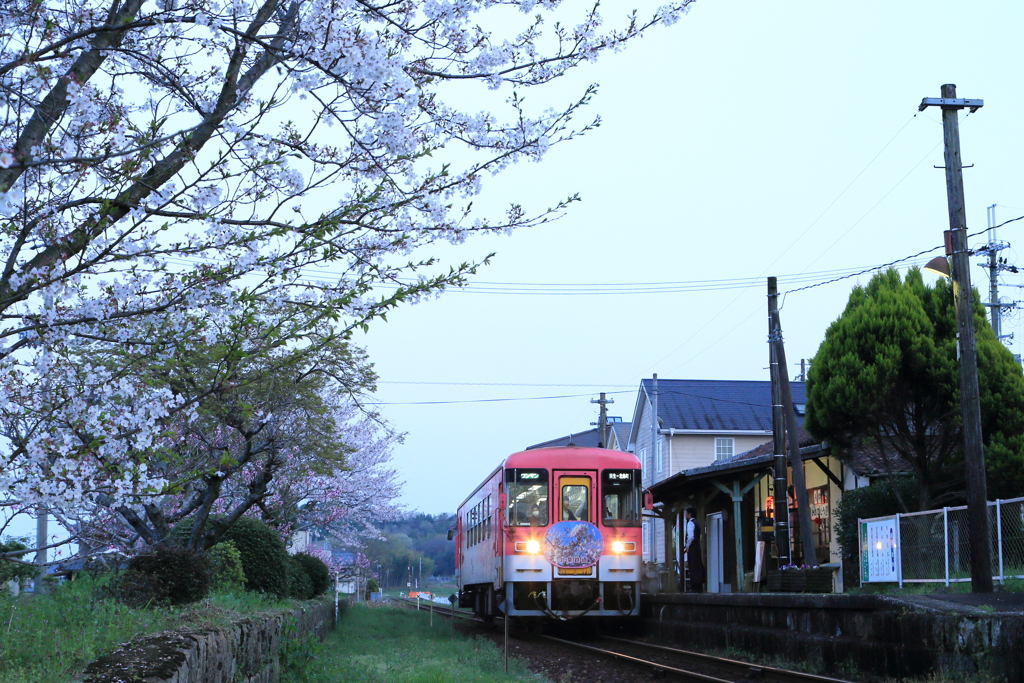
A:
360 0 1024 514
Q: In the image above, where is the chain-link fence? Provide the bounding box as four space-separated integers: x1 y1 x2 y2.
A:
862 497 1024 585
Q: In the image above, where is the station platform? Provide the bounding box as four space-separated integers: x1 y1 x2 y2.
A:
643 590 1024 679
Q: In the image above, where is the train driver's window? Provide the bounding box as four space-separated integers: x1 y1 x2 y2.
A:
561 484 589 522
602 469 641 527
504 469 548 527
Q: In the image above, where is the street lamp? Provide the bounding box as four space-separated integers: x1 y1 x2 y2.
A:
923 256 951 278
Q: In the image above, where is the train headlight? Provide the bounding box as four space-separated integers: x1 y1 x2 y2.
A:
612 541 626 553
525 540 541 554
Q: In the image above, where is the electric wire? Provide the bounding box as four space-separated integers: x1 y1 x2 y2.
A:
782 213 1024 297
365 390 633 406
377 381 635 387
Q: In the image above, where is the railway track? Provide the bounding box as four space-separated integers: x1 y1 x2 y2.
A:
391 597 854 683
557 635 855 683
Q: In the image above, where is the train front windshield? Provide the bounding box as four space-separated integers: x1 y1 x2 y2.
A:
602 469 641 526
506 469 548 526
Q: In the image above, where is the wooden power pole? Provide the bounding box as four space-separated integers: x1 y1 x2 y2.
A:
767 278 817 567
919 84 993 592
591 392 613 447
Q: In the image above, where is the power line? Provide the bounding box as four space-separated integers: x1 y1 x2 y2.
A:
783 213 1024 297
365 390 633 406
377 381 635 387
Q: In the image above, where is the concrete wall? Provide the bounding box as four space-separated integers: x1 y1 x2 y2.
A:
78 600 335 683
645 593 1024 679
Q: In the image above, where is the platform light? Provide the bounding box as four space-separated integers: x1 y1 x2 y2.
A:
924 256 951 278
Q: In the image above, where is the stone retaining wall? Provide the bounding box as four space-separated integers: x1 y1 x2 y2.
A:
78 599 336 683
644 593 1024 679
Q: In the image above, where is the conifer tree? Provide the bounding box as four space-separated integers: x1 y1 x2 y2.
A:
805 268 1024 509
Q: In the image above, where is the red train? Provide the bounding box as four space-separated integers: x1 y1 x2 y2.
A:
453 445 646 620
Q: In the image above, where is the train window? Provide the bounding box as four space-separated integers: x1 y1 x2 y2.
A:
561 483 589 522
504 469 549 527
602 469 641 527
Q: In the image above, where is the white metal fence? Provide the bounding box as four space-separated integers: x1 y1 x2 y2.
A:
859 497 1024 586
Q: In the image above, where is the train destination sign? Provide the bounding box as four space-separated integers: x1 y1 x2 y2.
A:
557 566 593 576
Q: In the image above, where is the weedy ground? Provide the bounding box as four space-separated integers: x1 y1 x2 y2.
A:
0 576 297 683
301 603 550 683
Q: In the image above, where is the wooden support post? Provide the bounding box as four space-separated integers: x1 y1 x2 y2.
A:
663 504 680 592
732 480 744 592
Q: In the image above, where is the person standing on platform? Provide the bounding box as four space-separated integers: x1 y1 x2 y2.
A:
683 507 705 593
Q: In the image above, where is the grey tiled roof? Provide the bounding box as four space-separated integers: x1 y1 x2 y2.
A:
526 428 602 450
639 378 806 431
527 422 633 451
608 422 632 449
727 430 912 477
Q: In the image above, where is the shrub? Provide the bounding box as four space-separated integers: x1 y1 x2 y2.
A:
834 476 920 556
120 544 212 606
287 555 315 600
364 578 379 599
292 552 332 597
209 540 246 593
218 517 290 598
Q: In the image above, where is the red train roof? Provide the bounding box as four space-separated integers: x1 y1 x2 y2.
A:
504 446 641 470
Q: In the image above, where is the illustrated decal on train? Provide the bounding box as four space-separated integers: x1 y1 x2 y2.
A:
542 521 603 568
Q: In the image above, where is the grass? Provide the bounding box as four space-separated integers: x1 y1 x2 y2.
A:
847 577 1024 596
0 576 300 683
302 603 549 683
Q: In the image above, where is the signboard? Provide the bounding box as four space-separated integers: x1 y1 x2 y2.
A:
861 517 900 583
543 521 603 568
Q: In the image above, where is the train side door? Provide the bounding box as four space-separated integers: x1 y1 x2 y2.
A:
554 471 595 523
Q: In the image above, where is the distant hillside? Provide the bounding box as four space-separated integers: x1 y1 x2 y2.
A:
366 512 456 588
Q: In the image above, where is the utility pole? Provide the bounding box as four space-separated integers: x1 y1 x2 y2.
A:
767 278 817 567
767 279 791 568
35 508 47 589
650 374 659 479
590 393 614 447
980 204 1017 341
919 84 993 592
987 204 1002 338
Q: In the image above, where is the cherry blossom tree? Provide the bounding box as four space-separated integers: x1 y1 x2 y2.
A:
0 0 690 523
50 307 390 553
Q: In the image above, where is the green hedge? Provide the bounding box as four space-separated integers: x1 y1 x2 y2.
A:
121 545 212 606
292 552 332 597
217 517 290 598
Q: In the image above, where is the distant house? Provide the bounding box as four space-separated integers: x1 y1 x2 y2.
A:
525 418 631 451
625 378 806 564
